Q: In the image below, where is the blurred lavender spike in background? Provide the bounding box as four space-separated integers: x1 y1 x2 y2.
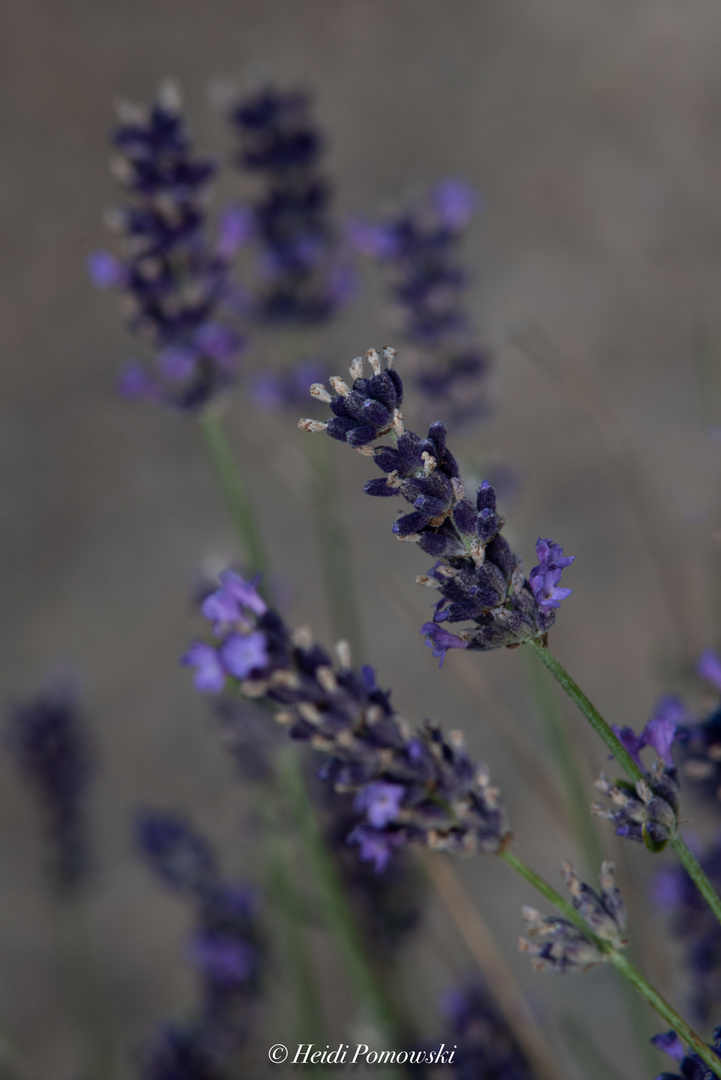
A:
300 348 573 658
651 1025 721 1080
653 836 721 1022
441 980 536 1079
7 675 92 893
348 179 491 424
182 571 512 866
135 810 218 895
227 84 354 328
90 81 246 412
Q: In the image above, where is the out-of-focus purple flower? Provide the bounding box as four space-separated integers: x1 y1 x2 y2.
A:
227 85 354 327
182 644 226 694
348 180 489 424
135 811 217 895
301 351 570 652
354 782 405 828
652 837 721 1022
140 1024 227 1080
529 539 574 613
250 359 328 412
92 82 245 412
651 1026 721 1079
698 649 721 693
183 570 512 865
441 979 535 1079
7 677 92 892
611 701 681 772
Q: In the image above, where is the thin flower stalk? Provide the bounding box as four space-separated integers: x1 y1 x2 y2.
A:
527 639 721 930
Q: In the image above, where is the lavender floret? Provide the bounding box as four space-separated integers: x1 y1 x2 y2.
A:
7 677 92 892
91 82 245 412
300 349 573 657
519 862 627 975
183 573 512 864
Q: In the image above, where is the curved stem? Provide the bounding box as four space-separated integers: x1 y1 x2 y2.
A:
527 639 721 930
199 410 268 577
499 849 721 1077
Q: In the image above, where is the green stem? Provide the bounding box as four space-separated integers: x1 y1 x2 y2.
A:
500 849 721 1077
199 410 268 577
521 648 604 874
304 434 365 658
527 639 721 930
258 789 325 1052
278 748 402 1074
526 640 643 782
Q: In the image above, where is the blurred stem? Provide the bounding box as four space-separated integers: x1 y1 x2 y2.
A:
304 433 365 658
278 747 402 1074
199 410 268 578
55 894 119 1080
259 790 325 1055
420 853 563 1080
527 640 721 930
521 648 603 874
500 849 721 1076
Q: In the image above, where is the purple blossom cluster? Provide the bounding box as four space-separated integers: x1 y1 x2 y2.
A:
7 678 92 892
593 713 680 854
654 837 721 1023
183 572 511 871
519 862 627 975
676 650 721 809
349 179 490 423
136 810 263 1070
652 1028 721 1080
227 85 353 328
89 82 246 412
299 348 573 661
441 981 536 1079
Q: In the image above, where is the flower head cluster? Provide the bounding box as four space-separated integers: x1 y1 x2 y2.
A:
348 179 490 423
90 81 246 411
651 1027 721 1080
300 349 573 661
653 836 721 1023
441 980 535 1079
227 85 353 327
593 704 681 852
7 678 92 892
183 572 512 870
519 862 627 975
136 811 263 1026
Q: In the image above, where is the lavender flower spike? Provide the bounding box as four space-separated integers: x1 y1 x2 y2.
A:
300 348 574 656
651 1026 721 1080
91 81 245 412
7 676 92 892
519 861 627 975
183 571 512 865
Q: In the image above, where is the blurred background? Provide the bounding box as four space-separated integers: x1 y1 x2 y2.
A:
3 0 721 1076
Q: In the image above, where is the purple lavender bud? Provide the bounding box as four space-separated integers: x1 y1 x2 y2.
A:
135 811 217 894
87 250 125 288
698 648 721 692
184 572 512 864
182 644 226 694
7 677 92 892
432 179 479 231
420 623 468 667
593 766 679 853
612 725 646 769
348 826 399 873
